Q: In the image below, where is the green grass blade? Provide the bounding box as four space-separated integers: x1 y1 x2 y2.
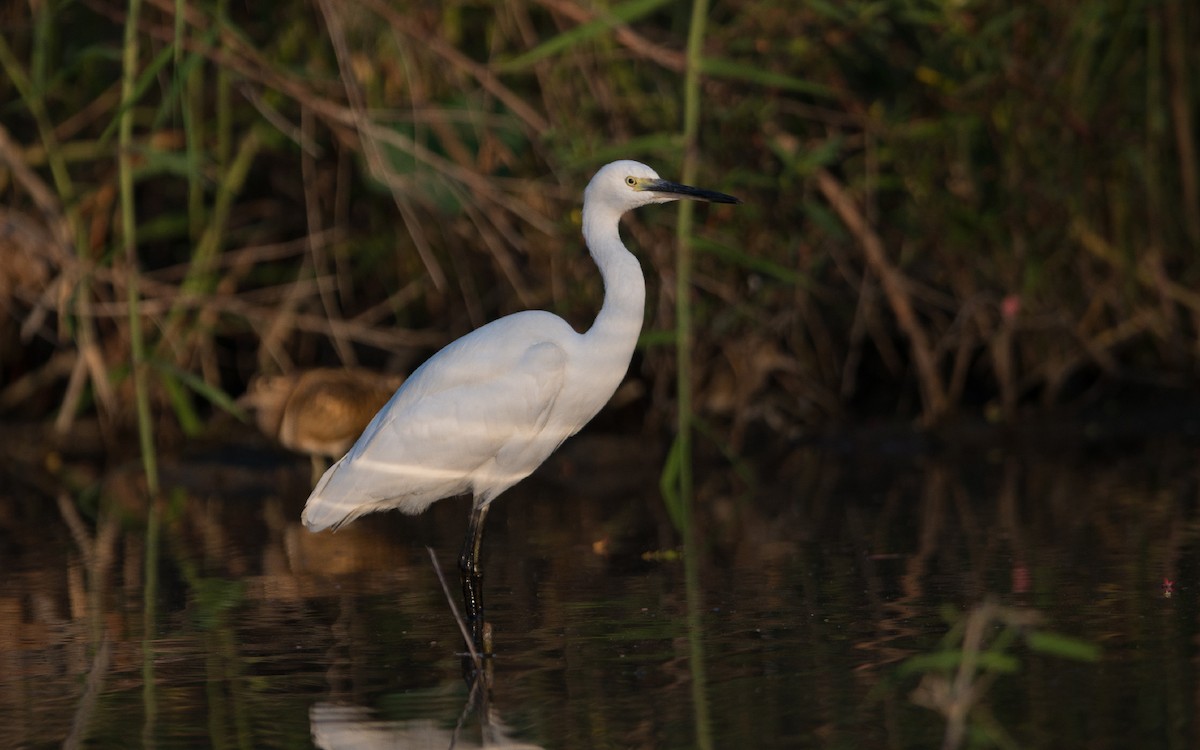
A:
120 0 159 495
157 368 203 436
699 57 836 98
496 0 674 72
1026 631 1101 662
150 360 247 422
562 133 684 171
101 41 177 143
898 650 1021 676
658 434 685 532
693 236 801 284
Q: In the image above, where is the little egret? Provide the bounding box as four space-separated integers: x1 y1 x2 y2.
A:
301 160 740 651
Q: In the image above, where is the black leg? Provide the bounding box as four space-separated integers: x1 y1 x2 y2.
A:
458 503 491 654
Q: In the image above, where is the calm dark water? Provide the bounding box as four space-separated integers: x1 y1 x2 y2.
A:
2 422 1199 749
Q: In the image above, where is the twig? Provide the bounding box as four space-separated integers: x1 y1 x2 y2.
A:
426 546 482 672
0 349 75 410
50 255 444 351
360 0 549 135
0 124 73 251
148 232 341 282
317 0 447 291
63 634 112 750
1072 217 1200 314
120 0 560 239
816 168 948 422
57 493 96 564
533 0 687 72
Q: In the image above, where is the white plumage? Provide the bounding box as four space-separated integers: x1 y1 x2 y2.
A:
300 160 739 650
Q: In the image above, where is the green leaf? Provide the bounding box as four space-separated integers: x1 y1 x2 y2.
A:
897 650 964 675
693 236 801 285
1026 631 1101 662
791 138 844 174
157 367 203 436
99 42 177 143
496 0 674 72
132 145 198 179
637 329 678 348
699 57 837 98
966 651 1021 674
804 0 851 22
190 577 247 629
150 32 219 131
659 434 685 532
802 201 845 238
149 360 247 423
899 649 1021 676
563 133 684 172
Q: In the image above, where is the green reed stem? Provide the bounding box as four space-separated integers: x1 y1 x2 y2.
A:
0 29 75 209
142 501 160 747
216 0 232 172
1163 0 1200 246
120 0 159 494
673 0 704 521
677 1 713 749
161 127 261 344
178 0 205 243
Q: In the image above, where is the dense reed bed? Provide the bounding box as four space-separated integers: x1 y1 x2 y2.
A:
1 0 1197 457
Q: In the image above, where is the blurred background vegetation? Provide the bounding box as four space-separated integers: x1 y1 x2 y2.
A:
1 0 1198 457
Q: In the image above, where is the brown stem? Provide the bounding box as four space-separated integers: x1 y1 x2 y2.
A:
816 168 948 422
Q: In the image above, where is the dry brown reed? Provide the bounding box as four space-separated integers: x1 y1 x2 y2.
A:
0 0 1196 456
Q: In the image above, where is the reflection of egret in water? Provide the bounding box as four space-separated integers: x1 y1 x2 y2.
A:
301 161 739 652
241 368 405 482
310 701 545 750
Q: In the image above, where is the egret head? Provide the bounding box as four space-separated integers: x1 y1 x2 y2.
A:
586 160 741 215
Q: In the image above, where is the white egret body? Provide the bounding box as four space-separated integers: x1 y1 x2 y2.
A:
301 160 739 649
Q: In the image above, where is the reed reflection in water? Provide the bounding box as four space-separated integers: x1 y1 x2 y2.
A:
0 425 1197 748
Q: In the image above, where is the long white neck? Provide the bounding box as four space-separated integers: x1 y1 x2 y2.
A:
580 202 646 388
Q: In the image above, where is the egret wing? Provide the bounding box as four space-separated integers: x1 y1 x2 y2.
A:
302 339 569 529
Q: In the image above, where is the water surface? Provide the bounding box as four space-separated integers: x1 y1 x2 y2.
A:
2 420 1197 748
